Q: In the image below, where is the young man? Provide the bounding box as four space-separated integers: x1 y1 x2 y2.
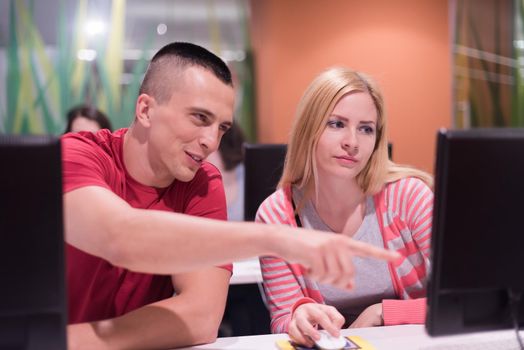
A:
63 42 398 349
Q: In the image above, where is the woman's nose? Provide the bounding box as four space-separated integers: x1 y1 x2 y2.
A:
342 129 359 153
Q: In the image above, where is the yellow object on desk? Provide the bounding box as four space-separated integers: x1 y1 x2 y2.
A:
275 335 376 350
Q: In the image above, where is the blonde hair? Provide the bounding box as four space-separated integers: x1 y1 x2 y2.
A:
279 67 432 201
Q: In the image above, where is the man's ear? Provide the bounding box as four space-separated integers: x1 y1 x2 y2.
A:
135 94 155 128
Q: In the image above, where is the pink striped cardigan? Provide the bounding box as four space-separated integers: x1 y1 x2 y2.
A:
256 177 433 333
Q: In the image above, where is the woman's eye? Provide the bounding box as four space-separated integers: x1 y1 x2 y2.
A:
360 126 374 134
327 120 345 128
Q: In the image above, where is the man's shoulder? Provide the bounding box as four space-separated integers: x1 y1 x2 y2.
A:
61 129 127 194
62 128 124 148
62 128 126 159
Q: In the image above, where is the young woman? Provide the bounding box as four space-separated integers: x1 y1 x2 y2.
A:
256 67 433 347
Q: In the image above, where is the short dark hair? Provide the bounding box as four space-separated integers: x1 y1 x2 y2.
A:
219 122 245 171
64 104 112 133
139 42 233 103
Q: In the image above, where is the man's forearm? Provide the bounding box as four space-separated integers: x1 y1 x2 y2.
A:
67 296 224 350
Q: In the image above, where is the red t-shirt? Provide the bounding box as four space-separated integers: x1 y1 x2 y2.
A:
62 128 231 324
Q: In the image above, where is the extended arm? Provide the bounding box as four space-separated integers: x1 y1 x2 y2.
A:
65 185 399 283
67 267 230 349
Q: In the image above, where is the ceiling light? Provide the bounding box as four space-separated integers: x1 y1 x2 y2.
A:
85 20 106 37
157 23 167 35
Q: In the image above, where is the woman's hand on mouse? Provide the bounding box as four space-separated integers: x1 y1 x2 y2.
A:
288 303 345 347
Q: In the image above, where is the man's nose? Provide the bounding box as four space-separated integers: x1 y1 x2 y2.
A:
199 126 220 152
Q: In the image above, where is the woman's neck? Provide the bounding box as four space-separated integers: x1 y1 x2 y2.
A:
310 177 367 234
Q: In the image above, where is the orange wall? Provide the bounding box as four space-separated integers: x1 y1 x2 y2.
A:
250 0 451 173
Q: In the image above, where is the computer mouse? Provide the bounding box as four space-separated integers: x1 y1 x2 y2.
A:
314 329 347 350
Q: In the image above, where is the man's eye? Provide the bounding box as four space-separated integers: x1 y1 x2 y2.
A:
219 125 230 133
194 114 208 122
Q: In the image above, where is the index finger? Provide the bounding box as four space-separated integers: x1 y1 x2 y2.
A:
314 310 341 337
323 306 345 332
348 240 401 261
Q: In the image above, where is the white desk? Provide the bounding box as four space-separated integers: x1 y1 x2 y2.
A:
178 325 520 349
230 258 262 285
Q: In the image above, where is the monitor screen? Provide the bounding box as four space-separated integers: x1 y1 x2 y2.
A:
426 128 524 336
0 135 67 349
243 143 287 221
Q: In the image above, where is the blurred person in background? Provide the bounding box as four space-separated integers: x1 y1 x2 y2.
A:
64 104 112 133
207 121 245 221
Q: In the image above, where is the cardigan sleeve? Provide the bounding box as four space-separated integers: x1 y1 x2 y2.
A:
256 190 317 333
404 178 433 260
259 255 315 333
381 178 433 326
382 298 426 325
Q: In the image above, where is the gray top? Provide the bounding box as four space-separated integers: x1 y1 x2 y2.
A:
293 187 396 325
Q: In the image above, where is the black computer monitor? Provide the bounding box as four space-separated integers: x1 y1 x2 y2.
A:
0 135 67 349
243 143 287 221
426 128 524 336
